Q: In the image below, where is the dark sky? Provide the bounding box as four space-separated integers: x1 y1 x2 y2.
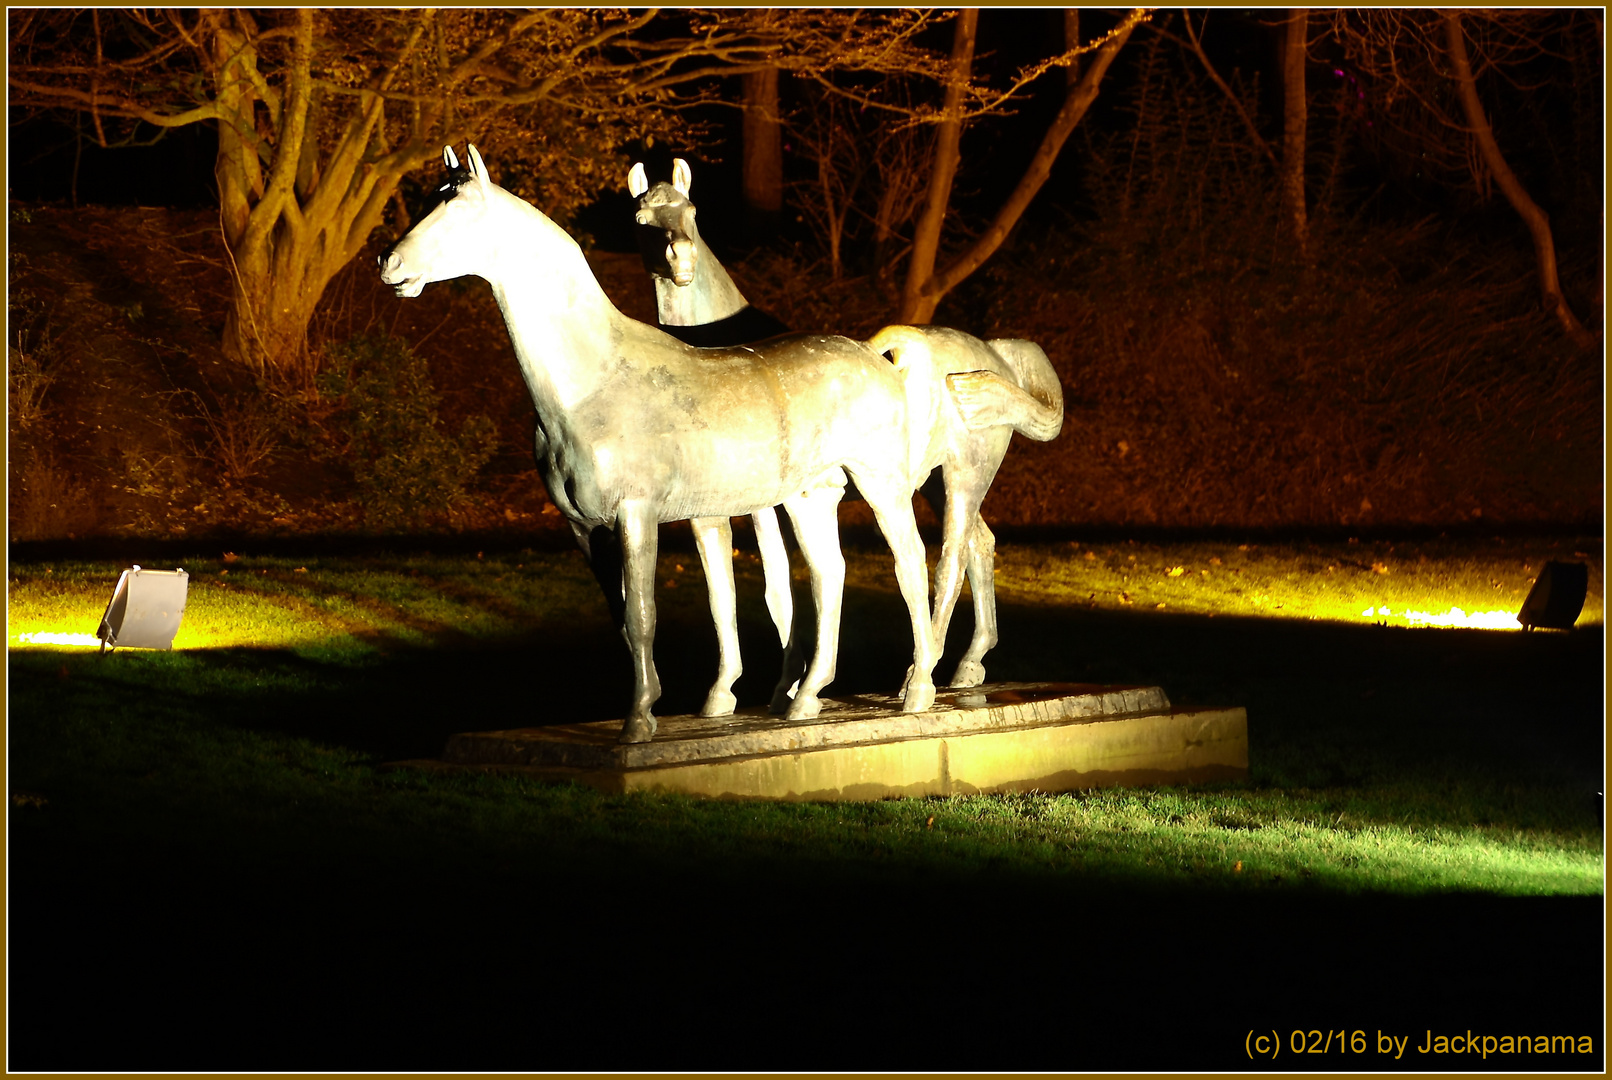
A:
6 11 1283 232
9 10 1596 256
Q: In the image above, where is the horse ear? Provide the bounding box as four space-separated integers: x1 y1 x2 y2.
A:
672 158 692 197
466 143 491 194
628 162 648 198
443 145 459 170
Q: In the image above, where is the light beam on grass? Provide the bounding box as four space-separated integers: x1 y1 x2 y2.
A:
1360 605 1522 630
12 631 103 647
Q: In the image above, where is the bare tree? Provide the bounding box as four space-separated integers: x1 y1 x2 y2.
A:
786 83 866 280
1441 12 1592 349
741 67 783 234
8 8 950 382
1179 10 1310 253
1329 9 1598 349
897 9 1150 323
1281 9 1310 259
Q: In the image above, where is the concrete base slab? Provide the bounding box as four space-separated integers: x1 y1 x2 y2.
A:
413 682 1248 801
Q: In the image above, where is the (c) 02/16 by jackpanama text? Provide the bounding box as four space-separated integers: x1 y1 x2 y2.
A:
1246 1029 1596 1061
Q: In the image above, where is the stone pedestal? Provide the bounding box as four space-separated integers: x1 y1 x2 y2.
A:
416 682 1247 801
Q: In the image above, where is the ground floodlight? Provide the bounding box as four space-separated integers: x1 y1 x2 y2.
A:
98 565 189 652
1516 560 1588 631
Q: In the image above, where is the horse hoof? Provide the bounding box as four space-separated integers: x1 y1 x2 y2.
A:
785 695 822 721
618 714 657 744
901 682 936 714
769 677 801 715
701 688 738 717
950 660 987 688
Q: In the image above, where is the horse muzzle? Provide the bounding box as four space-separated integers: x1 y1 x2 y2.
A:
378 251 425 298
666 240 697 287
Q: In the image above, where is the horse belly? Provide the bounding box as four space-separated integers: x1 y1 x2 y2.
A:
564 395 796 523
768 351 910 474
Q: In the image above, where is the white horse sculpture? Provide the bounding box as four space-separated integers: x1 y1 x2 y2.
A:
629 157 1066 688
380 145 942 743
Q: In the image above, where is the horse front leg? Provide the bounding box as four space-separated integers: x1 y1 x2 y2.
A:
952 515 999 688
779 484 845 721
690 515 741 717
616 500 661 743
752 506 805 713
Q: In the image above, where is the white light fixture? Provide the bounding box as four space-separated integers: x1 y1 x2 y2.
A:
97 565 189 652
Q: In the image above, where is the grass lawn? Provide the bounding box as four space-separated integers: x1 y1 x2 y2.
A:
7 533 1605 1071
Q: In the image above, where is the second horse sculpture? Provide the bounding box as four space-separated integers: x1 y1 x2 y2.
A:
381 145 943 744
629 157 1066 689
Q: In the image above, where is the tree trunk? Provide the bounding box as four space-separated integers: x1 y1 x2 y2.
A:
899 10 977 324
1281 9 1309 259
742 67 783 240
899 11 1138 324
1442 12 1595 350
1064 10 1081 88
206 10 426 382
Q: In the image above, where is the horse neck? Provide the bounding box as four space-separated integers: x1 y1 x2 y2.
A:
485 192 626 412
656 234 749 327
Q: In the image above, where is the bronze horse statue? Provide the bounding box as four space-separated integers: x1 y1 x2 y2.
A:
381 145 947 743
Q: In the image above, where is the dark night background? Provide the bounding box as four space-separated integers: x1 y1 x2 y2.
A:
6 8 1605 1073
8 8 1602 546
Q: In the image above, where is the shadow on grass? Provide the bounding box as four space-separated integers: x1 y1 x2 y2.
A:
12 574 1602 805
7 566 1603 1072
7 842 1603 1072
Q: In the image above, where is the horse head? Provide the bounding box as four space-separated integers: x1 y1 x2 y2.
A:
380 143 499 297
628 158 700 287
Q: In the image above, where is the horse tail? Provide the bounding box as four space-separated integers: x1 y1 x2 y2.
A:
870 325 943 483
982 338 1065 442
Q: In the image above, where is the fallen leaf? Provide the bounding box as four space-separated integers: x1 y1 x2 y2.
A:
1233 860 1243 873
1372 562 1389 575
1166 566 1184 577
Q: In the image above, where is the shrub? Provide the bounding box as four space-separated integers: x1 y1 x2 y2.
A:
318 333 499 528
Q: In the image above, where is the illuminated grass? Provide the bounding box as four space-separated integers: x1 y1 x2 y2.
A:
8 537 1603 902
983 535 1605 629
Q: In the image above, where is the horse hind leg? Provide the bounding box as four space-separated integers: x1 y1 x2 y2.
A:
690 516 741 717
857 473 939 714
779 483 846 721
751 506 805 714
922 462 997 689
952 514 999 688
